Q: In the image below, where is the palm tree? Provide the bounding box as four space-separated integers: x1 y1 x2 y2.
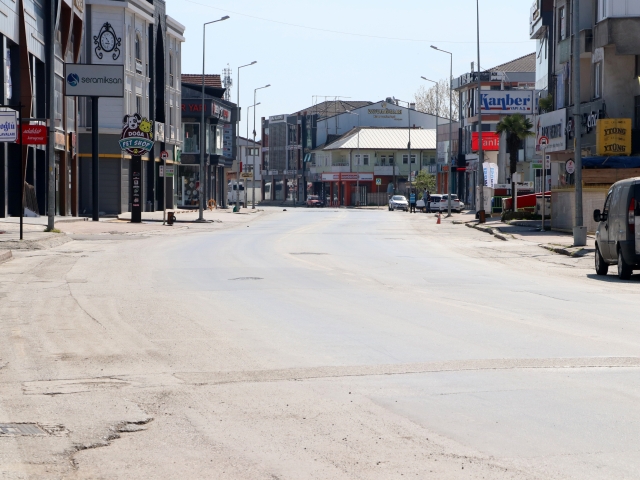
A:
496 114 535 211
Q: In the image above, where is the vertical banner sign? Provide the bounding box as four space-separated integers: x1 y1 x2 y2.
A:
120 114 154 223
596 118 632 156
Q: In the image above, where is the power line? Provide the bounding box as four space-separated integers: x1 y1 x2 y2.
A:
183 0 533 45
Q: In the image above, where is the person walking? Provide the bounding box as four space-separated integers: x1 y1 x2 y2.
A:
425 189 431 213
409 191 416 213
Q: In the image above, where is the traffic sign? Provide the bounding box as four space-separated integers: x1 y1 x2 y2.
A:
376 178 382 186
565 159 576 175
165 166 174 178
545 154 551 169
160 150 169 161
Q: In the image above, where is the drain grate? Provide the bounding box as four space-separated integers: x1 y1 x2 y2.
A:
229 277 263 281
0 423 47 436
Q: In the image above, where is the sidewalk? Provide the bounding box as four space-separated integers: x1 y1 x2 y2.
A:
447 213 595 257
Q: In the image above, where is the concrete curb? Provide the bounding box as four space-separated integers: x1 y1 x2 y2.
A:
0 249 11 263
539 244 593 258
465 222 511 241
0 233 72 250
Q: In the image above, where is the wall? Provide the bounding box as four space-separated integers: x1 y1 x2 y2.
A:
551 187 608 233
602 46 637 119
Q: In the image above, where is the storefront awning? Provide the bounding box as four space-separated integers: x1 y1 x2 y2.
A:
582 156 640 169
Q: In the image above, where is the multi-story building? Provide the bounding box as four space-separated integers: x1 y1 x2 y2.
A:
78 0 184 215
313 127 436 206
261 99 438 204
180 75 237 209
534 0 640 231
237 136 261 204
0 0 84 218
453 53 536 207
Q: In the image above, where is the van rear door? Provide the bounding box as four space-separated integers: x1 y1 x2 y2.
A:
635 183 640 255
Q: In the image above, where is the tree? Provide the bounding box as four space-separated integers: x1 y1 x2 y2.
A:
414 79 459 121
496 114 535 211
415 170 436 198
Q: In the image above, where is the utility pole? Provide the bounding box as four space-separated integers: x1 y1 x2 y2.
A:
46 0 56 230
476 0 486 223
572 0 585 246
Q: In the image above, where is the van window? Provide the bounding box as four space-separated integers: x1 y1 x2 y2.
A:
611 185 623 217
603 191 612 219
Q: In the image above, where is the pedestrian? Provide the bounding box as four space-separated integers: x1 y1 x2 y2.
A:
409 191 416 213
426 190 431 213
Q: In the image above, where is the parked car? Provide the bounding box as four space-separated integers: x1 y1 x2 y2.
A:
306 195 324 207
434 194 465 213
593 178 640 279
388 195 409 211
417 194 442 213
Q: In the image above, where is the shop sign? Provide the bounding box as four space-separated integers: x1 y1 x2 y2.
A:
240 171 253 179
596 118 632 156
322 173 340 181
63 64 124 97
268 169 278 175
480 90 534 114
269 115 285 123
536 108 566 152
358 173 373 181
120 114 154 155
17 125 47 145
223 124 233 158
214 103 231 122
341 173 358 181
472 132 500 151
54 132 66 150
0 111 17 142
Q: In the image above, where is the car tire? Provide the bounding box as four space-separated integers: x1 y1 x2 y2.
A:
595 244 608 276
617 247 632 280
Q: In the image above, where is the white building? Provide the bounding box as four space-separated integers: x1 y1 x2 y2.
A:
79 0 185 214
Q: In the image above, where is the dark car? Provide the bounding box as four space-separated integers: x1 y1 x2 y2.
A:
306 195 324 207
593 177 640 279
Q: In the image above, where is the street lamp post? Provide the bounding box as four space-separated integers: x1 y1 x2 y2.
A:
240 84 270 212
346 111 361 205
476 0 485 222
395 98 413 206
431 45 454 217
199 16 229 222
421 76 439 204
247 102 261 209
235 61 257 210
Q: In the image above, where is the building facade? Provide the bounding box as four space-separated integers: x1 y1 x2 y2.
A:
0 0 84 218
78 0 184 215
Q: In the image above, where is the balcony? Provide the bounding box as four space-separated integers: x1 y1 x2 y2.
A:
580 29 593 57
595 17 640 55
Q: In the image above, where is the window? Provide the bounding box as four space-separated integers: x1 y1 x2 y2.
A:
403 154 409 164
411 155 416 164
169 53 174 87
136 95 142 115
594 62 602 98
559 6 566 41
135 34 141 60
388 154 394 165
182 123 200 153
380 155 386 166
54 76 63 129
363 154 369 165
355 154 360 165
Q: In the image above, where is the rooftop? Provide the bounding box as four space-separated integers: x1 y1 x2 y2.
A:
292 100 373 120
488 53 536 73
182 74 223 88
323 127 436 151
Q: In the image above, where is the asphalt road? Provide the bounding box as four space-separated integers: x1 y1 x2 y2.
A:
2 208 640 479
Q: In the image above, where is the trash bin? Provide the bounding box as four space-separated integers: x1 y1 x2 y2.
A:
167 211 175 226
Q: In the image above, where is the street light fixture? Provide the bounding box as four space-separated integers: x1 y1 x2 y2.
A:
199 15 229 222
431 45 454 217
346 111 361 205
234 61 257 210
240 83 270 212
421 76 439 195
247 102 261 209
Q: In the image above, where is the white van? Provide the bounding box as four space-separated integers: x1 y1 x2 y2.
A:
227 181 245 204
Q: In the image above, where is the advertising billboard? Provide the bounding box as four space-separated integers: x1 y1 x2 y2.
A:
480 90 534 115
63 64 124 97
535 108 566 152
472 132 500 151
596 118 632 156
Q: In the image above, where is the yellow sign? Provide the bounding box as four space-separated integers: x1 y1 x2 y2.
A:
596 118 632 156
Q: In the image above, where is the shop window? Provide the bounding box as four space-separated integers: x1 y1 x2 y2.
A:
182 123 200 154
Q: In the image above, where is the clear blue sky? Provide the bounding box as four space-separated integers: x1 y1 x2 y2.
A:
167 0 535 134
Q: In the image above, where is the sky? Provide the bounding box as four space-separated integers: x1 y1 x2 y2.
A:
166 0 536 137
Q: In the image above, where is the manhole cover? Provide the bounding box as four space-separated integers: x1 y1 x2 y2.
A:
0 423 47 436
290 252 328 256
229 277 263 281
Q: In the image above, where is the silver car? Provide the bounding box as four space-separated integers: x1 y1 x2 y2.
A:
388 195 409 211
